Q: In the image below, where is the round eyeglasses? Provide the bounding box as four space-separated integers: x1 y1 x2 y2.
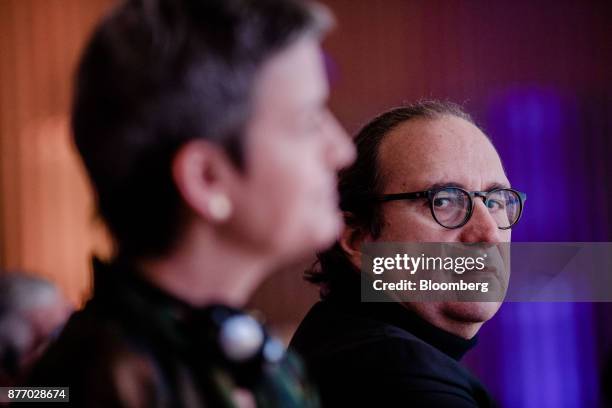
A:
377 187 527 229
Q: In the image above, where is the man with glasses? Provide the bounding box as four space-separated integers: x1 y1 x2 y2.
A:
291 101 526 407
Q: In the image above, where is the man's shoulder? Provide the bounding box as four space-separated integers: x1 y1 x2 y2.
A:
292 300 459 373
290 301 493 407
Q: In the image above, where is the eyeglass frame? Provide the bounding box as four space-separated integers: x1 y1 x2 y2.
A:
376 187 527 230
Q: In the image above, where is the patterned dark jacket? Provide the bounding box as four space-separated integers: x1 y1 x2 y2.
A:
26 259 319 408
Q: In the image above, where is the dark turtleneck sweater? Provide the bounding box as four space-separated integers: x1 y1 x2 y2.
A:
290 290 496 407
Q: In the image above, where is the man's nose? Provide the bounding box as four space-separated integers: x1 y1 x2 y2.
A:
459 199 500 243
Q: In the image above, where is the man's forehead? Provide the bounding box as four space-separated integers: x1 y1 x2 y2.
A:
378 116 509 191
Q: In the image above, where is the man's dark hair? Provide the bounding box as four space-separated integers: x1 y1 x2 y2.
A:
306 100 476 296
73 0 331 259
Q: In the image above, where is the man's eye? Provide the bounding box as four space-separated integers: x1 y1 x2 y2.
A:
486 199 504 210
433 198 452 208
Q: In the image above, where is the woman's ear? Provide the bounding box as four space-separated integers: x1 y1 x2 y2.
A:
171 139 235 224
338 212 370 268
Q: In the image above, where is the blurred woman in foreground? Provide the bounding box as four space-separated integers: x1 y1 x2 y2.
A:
26 0 354 406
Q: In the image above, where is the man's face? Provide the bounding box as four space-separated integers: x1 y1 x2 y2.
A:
375 115 510 327
228 37 355 267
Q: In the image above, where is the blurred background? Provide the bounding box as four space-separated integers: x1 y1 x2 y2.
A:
0 0 610 406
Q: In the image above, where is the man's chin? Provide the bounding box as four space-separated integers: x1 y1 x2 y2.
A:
443 301 502 324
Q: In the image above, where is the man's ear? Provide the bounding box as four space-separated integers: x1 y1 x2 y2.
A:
171 139 236 223
338 213 370 268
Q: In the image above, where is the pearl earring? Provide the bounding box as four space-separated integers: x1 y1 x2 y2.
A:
208 194 232 221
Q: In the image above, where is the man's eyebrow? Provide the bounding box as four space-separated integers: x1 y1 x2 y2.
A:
427 181 511 191
484 182 511 190
429 181 468 190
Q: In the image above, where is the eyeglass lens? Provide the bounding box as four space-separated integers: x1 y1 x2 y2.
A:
432 188 521 228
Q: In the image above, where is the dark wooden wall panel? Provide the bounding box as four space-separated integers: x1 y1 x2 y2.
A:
0 0 115 303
